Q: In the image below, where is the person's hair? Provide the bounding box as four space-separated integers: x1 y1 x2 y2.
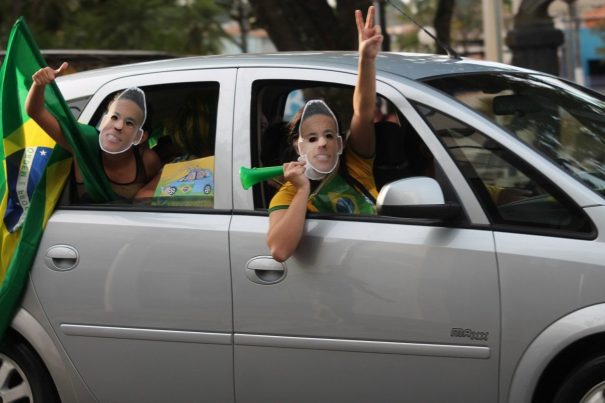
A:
142 103 153 134
166 93 216 158
286 108 304 145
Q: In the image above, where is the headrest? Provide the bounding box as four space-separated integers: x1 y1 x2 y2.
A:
493 94 542 116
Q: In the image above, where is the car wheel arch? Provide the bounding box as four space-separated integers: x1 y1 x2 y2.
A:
1 327 60 402
507 303 605 403
9 308 75 402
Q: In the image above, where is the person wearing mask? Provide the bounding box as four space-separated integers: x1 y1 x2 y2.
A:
26 62 161 201
267 6 383 262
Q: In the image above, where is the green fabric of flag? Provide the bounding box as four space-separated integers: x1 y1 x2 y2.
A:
0 17 114 339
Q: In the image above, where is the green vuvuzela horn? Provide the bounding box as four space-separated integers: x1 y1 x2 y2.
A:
239 165 284 190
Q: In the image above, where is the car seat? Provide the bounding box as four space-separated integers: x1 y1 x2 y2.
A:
373 121 409 189
259 119 291 206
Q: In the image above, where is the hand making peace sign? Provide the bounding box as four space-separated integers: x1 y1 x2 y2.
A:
356 6 383 60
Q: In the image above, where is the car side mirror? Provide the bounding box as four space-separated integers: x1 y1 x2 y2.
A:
376 177 462 221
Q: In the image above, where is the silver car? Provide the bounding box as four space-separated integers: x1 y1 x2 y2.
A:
2 52 605 403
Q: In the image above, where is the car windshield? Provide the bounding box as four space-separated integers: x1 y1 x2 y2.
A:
424 73 605 198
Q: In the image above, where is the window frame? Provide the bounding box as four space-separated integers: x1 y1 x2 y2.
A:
234 68 468 227
59 68 237 212
413 101 597 239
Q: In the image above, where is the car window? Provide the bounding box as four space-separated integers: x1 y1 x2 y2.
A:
424 73 605 199
251 80 458 215
414 103 593 236
250 81 350 209
69 82 219 209
67 96 90 119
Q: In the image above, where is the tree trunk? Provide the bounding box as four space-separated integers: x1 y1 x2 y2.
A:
433 0 455 55
248 0 371 51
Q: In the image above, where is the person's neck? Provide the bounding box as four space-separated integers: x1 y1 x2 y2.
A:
101 147 137 183
102 147 135 166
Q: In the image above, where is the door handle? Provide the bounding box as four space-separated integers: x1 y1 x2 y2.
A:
45 245 79 271
245 256 286 284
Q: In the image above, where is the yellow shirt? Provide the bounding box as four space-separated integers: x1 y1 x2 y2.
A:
269 149 377 214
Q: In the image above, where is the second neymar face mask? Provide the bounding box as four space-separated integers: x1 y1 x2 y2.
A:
296 100 343 180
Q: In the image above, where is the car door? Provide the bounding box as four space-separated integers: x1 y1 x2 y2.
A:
411 95 605 403
30 69 236 402
229 68 500 402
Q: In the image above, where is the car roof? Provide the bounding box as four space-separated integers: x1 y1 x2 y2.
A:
57 51 528 99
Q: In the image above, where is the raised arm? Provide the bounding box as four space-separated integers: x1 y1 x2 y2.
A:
25 62 72 151
349 6 383 157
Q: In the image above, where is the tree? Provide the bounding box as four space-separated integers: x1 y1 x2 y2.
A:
247 0 371 51
1 0 76 49
1 0 227 55
391 0 458 54
216 0 254 53
393 0 512 56
433 0 455 54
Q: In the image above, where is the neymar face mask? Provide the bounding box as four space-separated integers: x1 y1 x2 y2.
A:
98 87 147 154
296 100 343 180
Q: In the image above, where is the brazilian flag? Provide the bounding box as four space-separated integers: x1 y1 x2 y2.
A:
0 18 114 339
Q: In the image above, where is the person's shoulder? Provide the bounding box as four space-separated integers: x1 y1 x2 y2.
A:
141 148 162 176
269 181 297 212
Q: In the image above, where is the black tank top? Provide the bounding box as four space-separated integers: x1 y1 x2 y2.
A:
76 147 149 202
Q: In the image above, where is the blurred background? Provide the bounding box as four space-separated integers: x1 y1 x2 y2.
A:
0 0 603 93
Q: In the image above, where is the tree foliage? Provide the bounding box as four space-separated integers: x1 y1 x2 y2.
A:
1 0 517 58
0 0 226 54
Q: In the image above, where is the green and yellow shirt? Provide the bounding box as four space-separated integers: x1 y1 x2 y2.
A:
269 149 377 215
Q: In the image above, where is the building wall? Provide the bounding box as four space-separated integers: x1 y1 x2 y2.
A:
580 28 605 91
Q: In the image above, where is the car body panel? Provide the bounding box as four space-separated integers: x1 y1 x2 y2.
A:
502 205 605 402
508 301 605 403
31 210 234 402
229 213 499 402
231 68 498 400
29 67 238 402
10 306 95 403
56 52 519 102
